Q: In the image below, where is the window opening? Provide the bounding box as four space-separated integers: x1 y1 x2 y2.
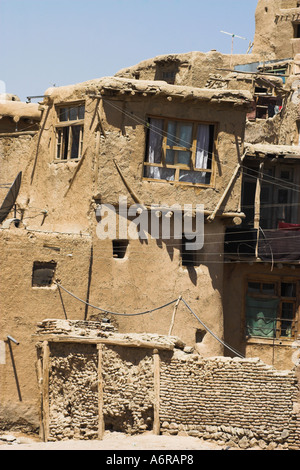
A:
144 117 215 187
112 240 129 259
32 261 56 287
241 162 299 229
181 235 197 267
55 103 85 161
245 279 298 339
294 22 300 39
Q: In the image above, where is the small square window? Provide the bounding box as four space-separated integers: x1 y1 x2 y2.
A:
112 240 129 259
32 261 56 287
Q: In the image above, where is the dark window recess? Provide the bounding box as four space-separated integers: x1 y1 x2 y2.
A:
294 23 300 38
196 329 206 343
32 261 56 287
112 240 129 259
181 236 197 267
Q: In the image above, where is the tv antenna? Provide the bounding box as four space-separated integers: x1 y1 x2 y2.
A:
220 31 247 68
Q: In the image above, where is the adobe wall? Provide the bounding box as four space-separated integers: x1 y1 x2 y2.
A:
17 78 250 237
0 228 92 432
253 0 300 60
115 51 262 89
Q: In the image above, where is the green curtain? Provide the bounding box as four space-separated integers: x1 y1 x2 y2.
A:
246 296 279 338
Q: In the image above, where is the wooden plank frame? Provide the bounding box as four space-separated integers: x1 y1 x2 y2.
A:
143 115 218 188
37 336 167 442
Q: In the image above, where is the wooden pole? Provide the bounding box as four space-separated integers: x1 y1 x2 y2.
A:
207 151 247 222
42 340 50 442
36 346 44 442
97 344 105 440
254 161 264 258
153 348 160 435
168 295 182 336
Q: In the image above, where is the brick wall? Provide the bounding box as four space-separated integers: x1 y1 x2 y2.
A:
159 351 300 450
48 343 99 441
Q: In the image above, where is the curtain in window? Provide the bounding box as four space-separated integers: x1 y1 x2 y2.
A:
245 296 279 338
146 118 164 179
195 124 210 170
179 124 210 184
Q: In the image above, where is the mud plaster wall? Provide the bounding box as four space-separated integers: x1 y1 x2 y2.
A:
253 0 300 60
0 229 92 431
20 90 248 236
159 352 300 450
0 134 38 210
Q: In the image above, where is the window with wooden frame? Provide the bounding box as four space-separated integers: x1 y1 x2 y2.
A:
143 117 215 186
55 103 85 161
245 277 299 340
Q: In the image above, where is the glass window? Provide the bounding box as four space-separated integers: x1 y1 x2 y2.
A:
56 103 85 161
246 279 298 339
144 117 214 186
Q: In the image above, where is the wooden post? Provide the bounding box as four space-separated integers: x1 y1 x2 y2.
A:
42 341 50 442
207 151 247 222
36 346 44 442
254 161 264 258
97 344 105 440
153 348 160 435
168 295 182 336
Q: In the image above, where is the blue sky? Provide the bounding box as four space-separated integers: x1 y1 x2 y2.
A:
0 0 258 101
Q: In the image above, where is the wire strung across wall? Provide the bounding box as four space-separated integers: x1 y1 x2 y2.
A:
55 281 245 358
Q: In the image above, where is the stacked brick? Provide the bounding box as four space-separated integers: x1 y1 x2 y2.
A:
101 345 155 434
48 343 99 441
159 352 300 449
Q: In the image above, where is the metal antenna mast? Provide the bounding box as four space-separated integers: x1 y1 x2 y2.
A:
220 31 247 68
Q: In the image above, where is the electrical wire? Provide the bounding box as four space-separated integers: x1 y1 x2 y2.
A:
55 281 245 358
181 297 245 358
55 281 178 316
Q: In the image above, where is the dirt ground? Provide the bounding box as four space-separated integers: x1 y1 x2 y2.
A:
0 430 234 451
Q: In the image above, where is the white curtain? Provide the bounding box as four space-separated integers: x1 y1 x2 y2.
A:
147 118 163 179
195 124 210 171
179 124 210 184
